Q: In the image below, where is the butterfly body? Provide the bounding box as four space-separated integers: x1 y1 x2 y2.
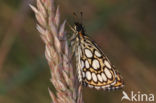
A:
70 22 124 90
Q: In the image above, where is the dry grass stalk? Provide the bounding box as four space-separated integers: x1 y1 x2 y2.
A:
30 0 83 103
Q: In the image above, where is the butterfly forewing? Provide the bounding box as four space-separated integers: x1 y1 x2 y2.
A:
70 22 124 90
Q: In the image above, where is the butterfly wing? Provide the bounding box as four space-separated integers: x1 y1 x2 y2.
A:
78 36 124 90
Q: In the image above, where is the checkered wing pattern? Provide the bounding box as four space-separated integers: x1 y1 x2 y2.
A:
70 22 124 90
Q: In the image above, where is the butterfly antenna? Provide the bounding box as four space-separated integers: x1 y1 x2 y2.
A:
80 11 83 24
73 12 78 23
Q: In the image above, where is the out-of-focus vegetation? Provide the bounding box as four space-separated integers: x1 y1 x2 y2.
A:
0 0 156 103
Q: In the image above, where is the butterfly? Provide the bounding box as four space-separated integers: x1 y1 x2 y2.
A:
69 20 124 90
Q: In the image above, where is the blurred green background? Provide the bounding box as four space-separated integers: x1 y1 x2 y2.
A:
0 0 156 103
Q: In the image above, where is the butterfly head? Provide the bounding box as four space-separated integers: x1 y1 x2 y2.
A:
74 22 85 36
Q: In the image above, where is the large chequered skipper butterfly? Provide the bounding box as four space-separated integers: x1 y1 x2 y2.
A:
69 13 124 90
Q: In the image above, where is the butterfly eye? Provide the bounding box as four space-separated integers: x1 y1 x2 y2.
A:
74 22 83 32
75 25 80 32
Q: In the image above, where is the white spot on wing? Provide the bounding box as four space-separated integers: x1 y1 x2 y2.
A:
97 74 103 82
85 60 90 68
88 85 93 88
104 67 112 79
92 59 100 70
95 50 101 57
85 49 93 58
101 73 107 81
104 60 111 69
95 87 100 90
92 73 97 82
86 71 92 80
102 85 110 90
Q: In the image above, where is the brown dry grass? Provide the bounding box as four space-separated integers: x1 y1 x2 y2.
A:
30 0 83 103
